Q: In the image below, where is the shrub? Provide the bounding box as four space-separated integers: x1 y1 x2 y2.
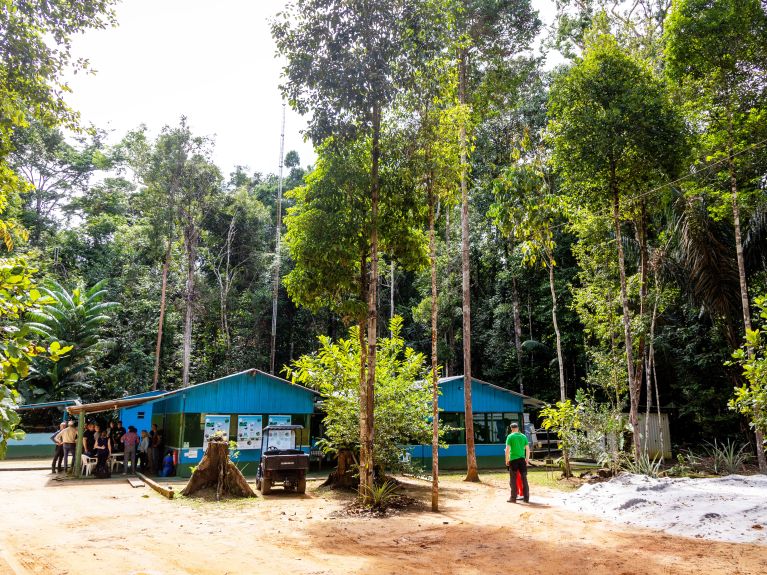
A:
702 440 750 475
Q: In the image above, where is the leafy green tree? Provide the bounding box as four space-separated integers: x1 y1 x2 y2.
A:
729 296 767 452
549 30 686 454
0 0 115 456
10 121 104 244
273 1 437 497
21 280 116 401
286 316 435 479
177 145 222 389
491 136 567 401
451 0 541 481
540 399 580 477
666 0 767 471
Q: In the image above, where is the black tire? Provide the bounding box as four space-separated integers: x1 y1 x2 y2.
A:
261 475 272 495
256 478 262 491
297 476 306 494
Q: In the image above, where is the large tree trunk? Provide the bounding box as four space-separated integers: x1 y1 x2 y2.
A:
729 148 767 473
429 184 440 512
182 224 197 388
152 238 173 390
458 47 479 482
181 437 255 500
322 448 359 488
611 172 641 454
360 104 381 501
635 202 650 442
511 275 524 395
547 255 566 401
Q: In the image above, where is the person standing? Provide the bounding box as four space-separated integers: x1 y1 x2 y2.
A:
58 420 78 473
93 429 111 478
122 426 139 474
137 430 150 472
505 422 530 503
82 422 97 456
50 422 66 473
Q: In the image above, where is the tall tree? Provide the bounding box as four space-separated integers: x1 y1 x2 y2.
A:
0 0 116 451
491 136 567 401
177 145 221 389
665 0 767 472
549 31 686 454
273 0 435 497
452 0 540 481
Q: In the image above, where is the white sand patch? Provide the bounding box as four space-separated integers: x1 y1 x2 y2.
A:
559 473 767 544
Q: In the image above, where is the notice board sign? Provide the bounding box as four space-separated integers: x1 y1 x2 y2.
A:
268 428 295 451
203 414 230 450
268 415 291 426
237 415 262 449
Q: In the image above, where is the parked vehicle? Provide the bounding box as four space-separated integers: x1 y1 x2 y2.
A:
256 424 310 494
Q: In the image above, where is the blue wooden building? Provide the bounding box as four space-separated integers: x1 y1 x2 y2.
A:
407 375 542 469
119 369 319 477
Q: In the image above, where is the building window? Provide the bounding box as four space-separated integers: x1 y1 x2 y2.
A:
137 412 145 419
439 412 465 444
473 413 491 444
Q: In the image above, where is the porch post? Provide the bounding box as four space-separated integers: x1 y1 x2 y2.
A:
74 410 85 478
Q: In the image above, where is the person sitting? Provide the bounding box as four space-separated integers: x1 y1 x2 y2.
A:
159 450 174 477
93 429 112 478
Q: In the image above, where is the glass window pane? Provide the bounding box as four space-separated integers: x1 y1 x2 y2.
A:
473 413 491 444
439 412 465 444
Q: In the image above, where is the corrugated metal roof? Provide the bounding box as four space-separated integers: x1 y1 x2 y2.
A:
16 399 81 410
67 369 317 416
439 375 545 408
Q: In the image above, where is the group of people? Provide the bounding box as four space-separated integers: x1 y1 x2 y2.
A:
51 420 173 478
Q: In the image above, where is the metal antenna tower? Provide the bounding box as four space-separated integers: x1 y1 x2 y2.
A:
270 103 286 374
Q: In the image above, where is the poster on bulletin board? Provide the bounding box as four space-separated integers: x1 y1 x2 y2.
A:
203 415 230 450
268 428 295 451
237 415 262 449
268 415 291 426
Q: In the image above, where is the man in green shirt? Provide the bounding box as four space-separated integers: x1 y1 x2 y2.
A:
505 422 530 503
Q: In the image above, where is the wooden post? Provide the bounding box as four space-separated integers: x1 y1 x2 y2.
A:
74 411 85 478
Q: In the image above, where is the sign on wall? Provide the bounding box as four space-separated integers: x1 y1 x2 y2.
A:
236 415 262 449
268 415 291 426
203 414 230 450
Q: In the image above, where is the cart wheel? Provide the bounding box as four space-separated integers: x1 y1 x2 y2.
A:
261 476 272 495
297 476 306 494
256 478 262 491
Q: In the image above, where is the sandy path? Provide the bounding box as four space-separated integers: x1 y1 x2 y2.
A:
0 470 764 575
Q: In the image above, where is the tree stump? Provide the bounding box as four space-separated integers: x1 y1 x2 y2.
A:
181 436 256 500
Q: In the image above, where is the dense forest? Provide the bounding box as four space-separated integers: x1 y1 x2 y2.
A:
1 0 767 489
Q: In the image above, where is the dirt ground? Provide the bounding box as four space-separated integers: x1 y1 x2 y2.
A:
0 469 764 575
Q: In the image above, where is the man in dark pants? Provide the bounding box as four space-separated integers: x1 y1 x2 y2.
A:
505 422 530 503
50 422 66 473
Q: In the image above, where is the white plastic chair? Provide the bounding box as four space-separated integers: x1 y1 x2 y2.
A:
80 454 97 476
110 452 124 473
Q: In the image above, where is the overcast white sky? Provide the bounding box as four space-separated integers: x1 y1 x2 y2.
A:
63 0 558 177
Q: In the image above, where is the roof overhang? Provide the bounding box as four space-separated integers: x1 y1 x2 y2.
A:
438 375 545 407
65 368 318 416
